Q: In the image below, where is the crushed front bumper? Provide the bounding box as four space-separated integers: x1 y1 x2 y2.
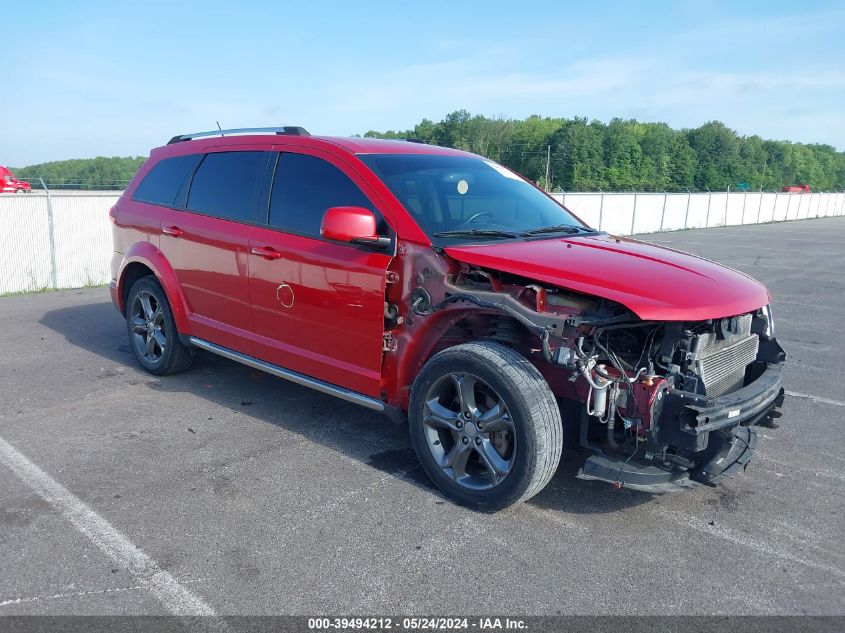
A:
657 363 785 453
577 357 785 493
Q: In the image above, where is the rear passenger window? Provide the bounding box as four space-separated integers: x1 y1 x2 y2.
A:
269 153 374 236
132 154 201 206
187 151 266 222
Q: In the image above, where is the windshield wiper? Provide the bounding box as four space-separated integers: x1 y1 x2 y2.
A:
522 224 591 236
432 229 524 239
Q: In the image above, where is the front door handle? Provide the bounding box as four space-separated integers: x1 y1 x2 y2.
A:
162 225 184 237
251 246 283 260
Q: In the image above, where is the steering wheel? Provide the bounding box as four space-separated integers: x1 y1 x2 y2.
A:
458 211 493 227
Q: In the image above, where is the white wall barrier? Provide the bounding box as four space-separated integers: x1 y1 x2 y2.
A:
0 192 119 295
554 191 845 234
0 190 843 295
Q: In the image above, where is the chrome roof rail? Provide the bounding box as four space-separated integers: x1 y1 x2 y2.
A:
167 126 310 145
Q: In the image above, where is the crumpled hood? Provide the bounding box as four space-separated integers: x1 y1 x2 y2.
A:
445 234 770 321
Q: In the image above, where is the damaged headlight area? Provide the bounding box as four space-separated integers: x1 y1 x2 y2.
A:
761 303 775 338
427 267 787 493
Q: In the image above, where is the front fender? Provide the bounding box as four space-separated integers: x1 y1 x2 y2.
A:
117 242 191 334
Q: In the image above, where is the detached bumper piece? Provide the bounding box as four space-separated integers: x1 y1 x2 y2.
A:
576 424 759 493
577 455 699 493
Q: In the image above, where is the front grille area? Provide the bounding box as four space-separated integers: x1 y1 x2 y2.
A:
693 314 759 397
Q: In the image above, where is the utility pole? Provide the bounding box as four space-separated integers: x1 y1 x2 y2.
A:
544 145 551 192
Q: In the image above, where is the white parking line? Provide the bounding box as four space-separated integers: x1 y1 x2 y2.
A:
785 390 845 407
0 435 216 616
0 577 207 608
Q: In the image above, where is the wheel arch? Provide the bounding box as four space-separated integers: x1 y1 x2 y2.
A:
117 243 191 333
388 307 538 411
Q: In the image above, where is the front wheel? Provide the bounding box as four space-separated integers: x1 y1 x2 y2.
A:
409 342 562 511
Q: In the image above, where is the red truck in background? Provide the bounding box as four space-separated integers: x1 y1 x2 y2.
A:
781 184 810 193
0 166 32 193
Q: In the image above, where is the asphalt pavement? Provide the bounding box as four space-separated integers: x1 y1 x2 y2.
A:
0 217 843 616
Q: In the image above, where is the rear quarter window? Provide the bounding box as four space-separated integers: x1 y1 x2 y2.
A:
132 154 201 206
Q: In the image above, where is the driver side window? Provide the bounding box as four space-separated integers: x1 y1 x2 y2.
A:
269 153 386 237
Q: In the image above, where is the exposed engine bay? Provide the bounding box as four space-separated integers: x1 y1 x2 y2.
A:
385 248 786 493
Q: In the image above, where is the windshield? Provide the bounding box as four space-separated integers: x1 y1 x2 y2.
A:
359 154 589 244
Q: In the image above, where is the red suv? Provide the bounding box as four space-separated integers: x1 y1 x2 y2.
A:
111 127 785 510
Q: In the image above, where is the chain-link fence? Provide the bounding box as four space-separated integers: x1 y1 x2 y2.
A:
1 189 844 295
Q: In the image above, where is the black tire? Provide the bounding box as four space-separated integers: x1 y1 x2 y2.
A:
125 276 193 376
409 342 562 511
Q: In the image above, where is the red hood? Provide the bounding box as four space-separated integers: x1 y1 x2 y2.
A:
445 234 770 321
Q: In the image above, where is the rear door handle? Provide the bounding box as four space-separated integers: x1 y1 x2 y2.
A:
162 225 184 237
251 246 283 260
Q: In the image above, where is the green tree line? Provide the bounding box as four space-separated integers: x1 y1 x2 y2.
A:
10 156 146 190
365 111 845 192
9 114 844 191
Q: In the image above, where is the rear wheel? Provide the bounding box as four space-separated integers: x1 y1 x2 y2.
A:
409 342 562 511
125 277 193 375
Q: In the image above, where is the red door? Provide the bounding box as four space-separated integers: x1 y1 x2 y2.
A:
158 148 269 353
248 150 394 397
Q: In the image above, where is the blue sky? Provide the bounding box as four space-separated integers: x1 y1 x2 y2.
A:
2 0 843 165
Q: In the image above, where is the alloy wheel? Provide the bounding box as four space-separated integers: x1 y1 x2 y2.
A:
129 290 167 363
422 372 516 490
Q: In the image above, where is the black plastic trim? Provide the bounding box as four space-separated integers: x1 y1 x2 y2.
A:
668 363 784 435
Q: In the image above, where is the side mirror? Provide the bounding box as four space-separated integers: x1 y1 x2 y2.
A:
320 206 391 250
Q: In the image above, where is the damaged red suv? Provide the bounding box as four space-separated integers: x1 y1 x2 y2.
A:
110 127 785 510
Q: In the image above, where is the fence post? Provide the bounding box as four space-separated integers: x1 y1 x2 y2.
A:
740 191 747 224
630 189 638 235
659 190 668 231
723 188 729 225
598 188 604 231
40 178 58 289
683 187 692 229
705 188 712 227
757 192 763 224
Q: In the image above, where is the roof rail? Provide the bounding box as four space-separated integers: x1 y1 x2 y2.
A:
167 126 310 145
404 138 428 144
